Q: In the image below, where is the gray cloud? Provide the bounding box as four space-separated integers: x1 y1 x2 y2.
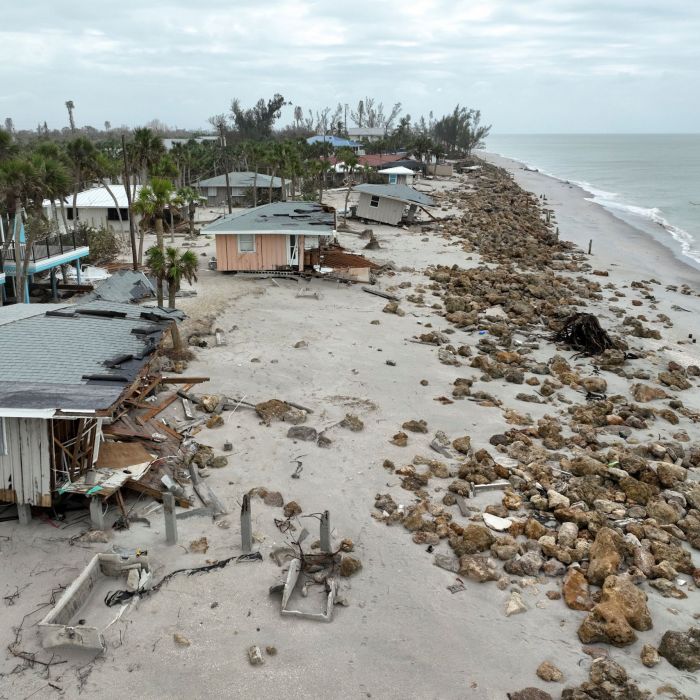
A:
1 0 698 132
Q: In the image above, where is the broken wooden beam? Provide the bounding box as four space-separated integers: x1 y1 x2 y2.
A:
188 462 226 516
362 286 399 302
160 377 210 384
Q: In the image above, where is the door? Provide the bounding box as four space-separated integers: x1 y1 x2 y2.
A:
288 235 299 267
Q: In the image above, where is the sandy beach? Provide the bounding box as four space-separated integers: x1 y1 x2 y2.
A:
2 161 699 700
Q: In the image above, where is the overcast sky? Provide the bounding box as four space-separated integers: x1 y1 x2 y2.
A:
1 0 698 134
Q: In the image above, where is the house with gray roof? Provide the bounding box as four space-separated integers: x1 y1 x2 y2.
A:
0 300 181 519
202 201 336 272
196 171 291 207
352 184 435 226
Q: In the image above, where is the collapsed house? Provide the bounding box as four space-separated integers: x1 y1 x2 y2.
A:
0 300 182 523
351 184 435 226
306 244 380 283
203 201 336 273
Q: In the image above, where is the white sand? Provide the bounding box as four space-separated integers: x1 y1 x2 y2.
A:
1 172 699 699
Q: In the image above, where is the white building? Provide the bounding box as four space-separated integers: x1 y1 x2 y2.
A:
377 166 416 185
347 127 387 142
45 185 142 234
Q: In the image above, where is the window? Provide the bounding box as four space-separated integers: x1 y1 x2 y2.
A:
238 234 255 253
0 418 6 456
369 195 380 208
107 208 129 221
388 174 397 185
208 187 218 197
66 207 74 220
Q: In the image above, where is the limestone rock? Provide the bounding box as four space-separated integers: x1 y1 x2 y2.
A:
587 527 623 586
582 377 607 394
505 591 527 616
600 574 652 631
631 384 668 402
283 501 302 518
452 524 495 555
563 568 594 611
391 431 408 446
508 690 553 700
402 419 428 433
658 627 700 672
340 413 364 432
339 555 362 577
452 435 472 454
458 554 499 582
577 601 637 646
536 661 563 682
287 426 317 442
640 644 659 667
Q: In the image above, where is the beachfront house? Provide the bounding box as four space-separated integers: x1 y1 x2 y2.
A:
203 201 336 273
377 166 416 185
352 184 435 226
0 301 181 523
44 185 141 235
196 171 291 207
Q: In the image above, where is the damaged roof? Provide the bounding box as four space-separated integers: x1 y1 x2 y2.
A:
82 270 156 304
353 184 435 207
0 301 182 415
202 201 336 236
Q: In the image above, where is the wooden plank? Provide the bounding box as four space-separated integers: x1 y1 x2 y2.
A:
160 377 209 384
95 442 154 469
362 286 399 301
136 383 193 424
125 479 190 508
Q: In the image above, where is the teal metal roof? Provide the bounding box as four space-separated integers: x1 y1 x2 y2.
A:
353 184 435 206
202 202 336 236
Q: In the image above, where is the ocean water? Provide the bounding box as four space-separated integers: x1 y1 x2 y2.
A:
483 134 700 269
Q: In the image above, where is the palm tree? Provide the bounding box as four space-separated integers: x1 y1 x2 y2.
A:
65 100 76 132
0 156 45 302
176 186 200 237
131 128 165 184
66 137 97 229
133 177 173 265
145 245 198 310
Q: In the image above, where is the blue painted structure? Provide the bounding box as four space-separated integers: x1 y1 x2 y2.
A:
2 220 89 303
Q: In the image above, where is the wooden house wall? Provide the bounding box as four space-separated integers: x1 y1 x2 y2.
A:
215 234 305 272
356 193 406 225
0 418 52 506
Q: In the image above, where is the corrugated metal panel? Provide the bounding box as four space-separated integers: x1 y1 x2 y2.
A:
0 418 51 505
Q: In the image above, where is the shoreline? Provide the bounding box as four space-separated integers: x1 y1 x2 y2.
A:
480 150 700 280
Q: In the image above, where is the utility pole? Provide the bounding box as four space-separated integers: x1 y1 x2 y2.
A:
121 134 139 270
218 122 233 214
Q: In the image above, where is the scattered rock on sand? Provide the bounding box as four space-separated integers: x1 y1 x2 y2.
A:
658 627 700 671
173 633 191 647
340 413 364 431
508 689 553 700
339 555 362 577
402 419 428 433
391 431 408 446
631 384 668 402
536 661 563 682
505 591 527 616
189 537 209 553
287 426 317 441
562 568 593 611
283 501 302 518
640 644 659 667
452 436 471 454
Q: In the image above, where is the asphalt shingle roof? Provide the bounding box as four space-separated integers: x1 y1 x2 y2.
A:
202 202 336 236
0 301 180 413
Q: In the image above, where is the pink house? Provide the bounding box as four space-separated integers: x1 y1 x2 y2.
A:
203 202 336 272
